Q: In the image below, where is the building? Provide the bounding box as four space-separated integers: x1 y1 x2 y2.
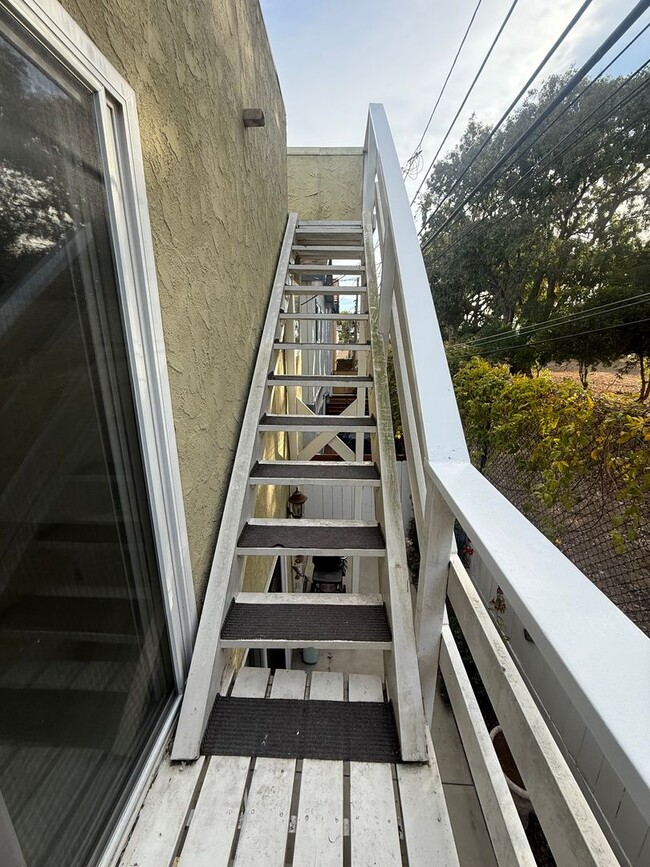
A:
1 2 649 866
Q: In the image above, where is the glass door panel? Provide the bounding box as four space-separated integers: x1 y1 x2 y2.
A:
0 11 175 866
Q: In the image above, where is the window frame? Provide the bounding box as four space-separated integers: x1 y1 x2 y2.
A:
0 0 197 703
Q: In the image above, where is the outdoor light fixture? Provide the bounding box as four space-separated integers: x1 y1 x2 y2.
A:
287 487 308 519
243 108 265 127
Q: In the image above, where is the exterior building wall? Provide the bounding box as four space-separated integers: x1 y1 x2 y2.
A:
58 0 289 598
288 148 363 220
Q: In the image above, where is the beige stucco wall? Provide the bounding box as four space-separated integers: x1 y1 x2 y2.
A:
59 0 289 599
288 148 363 220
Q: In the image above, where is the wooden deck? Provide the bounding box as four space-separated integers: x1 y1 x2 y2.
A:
118 667 459 867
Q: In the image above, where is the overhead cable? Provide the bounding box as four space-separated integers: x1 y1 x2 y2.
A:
421 0 650 253
410 0 520 204
403 0 485 179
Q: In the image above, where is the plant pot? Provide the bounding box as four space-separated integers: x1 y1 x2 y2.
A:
490 725 534 827
301 647 319 664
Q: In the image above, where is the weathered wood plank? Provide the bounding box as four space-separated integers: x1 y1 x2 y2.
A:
348 673 401 866
397 748 461 867
235 592 384 606
179 755 250 867
447 557 619 866
439 626 535 867
293 671 344 867
120 759 204 867
233 670 304 866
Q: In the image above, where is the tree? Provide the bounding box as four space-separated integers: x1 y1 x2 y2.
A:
420 70 650 385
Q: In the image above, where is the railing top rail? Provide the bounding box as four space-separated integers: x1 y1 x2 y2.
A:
363 103 469 465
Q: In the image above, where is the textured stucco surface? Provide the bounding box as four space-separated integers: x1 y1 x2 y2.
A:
288 148 363 220
59 0 288 599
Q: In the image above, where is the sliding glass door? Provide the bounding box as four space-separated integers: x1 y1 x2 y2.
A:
0 9 179 865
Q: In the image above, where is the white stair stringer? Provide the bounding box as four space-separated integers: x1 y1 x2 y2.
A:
172 213 429 765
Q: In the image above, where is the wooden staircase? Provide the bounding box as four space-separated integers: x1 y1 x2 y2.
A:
172 215 429 765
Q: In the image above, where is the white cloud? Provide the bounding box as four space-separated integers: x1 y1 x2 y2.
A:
260 0 649 203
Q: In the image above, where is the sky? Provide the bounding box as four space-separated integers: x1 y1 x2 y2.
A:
260 0 650 204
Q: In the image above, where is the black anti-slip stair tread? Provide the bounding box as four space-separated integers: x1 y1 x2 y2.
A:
250 462 380 481
260 414 375 428
221 600 391 642
237 523 385 550
201 696 400 763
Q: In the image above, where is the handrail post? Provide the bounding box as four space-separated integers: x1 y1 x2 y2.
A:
415 477 455 726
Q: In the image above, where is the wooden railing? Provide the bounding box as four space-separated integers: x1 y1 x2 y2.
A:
363 102 649 864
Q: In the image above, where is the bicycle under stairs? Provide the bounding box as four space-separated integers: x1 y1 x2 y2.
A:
160 214 459 866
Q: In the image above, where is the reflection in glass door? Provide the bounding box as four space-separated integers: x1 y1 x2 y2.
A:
0 11 176 866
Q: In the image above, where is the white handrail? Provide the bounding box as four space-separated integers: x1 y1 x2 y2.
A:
363 102 650 835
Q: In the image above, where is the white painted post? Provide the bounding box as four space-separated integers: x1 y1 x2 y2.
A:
415 478 455 726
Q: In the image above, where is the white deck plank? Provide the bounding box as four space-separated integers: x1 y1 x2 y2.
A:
397 739 461 867
233 758 295 867
231 666 271 698
293 671 345 867
233 669 304 866
348 673 401 866
120 759 204 867
350 763 402 866
235 592 384 606
348 673 384 702
179 755 250 867
309 670 345 700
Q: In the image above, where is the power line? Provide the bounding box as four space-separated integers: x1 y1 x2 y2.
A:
420 0 650 254
461 293 650 347
410 0 520 205
416 0 596 222
403 0 485 179
474 317 650 357
494 20 650 179
425 68 650 266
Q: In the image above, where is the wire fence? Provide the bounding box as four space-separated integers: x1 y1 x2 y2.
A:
469 428 650 636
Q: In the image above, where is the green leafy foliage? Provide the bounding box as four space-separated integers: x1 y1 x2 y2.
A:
454 358 650 547
420 71 650 393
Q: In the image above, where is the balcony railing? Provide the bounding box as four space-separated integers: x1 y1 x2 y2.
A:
363 102 649 866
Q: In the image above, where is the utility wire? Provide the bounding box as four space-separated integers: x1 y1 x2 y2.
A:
403 0 485 179
495 20 650 178
410 0 520 204
429 72 650 264
475 317 650 357
461 294 650 346
421 0 650 253
426 67 650 266
415 0 595 217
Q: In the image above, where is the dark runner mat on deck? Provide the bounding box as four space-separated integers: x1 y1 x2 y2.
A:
201 696 401 763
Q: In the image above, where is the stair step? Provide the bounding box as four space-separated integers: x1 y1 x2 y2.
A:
268 374 372 388
236 519 385 556
279 313 368 321
201 694 400 762
220 595 391 648
259 414 376 432
250 461 380 486
289 265 365 275
274 342 371 351
284 286 367 295
292 245 364 257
